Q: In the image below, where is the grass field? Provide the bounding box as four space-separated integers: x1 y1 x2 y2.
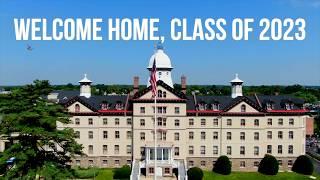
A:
203 171 318 180
96 169 114 180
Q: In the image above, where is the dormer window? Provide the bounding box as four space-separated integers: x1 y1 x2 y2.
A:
101 102 110 110
285 103 294 110
212 103 220 110
198 102 207 111
75 104 80 112
266 103 272 110
241 104 246 112
115 102 124 110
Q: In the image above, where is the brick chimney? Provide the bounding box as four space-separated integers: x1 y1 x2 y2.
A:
133 76 139 94
181 75 187 94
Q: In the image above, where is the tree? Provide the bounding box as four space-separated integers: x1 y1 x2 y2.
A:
258 154 279 175
187 167 203 180
113 165 131 179
292 155 314 175
0 80 83 179
213 155 231 175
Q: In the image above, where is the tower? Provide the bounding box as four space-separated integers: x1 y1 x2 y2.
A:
147 41 173 88
230 73 243 98
79 74 92 98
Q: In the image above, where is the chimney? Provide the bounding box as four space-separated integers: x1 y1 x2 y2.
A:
181 75 187 94
133 76 139 94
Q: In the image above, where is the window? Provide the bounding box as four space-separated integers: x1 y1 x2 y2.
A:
188 161 194 167
115 131 120 139
240 119 246 126
164 168 170 174
88 145 93 154
140 132 145 140
278 118 283 125
189 132 194 140
227 132 232 140
126 145 131 154
278 160 283 166
175 107 180 114
200 161 206 166
240 146 245 155
115 118 120 125
213 146 218 155
201 132 206 140
254 132 259 140
75 118 80 125
213 118 218 126
267 145 272 154
73 131 80 139
201 119 206 126
278 145 282 154
189 119 194 126
103 131 108 139
140 147 145 156
288 145 293 154
212 103 220 110
157 90 162 98
189 146 194 155
88 118 93 125
114 145 119 154
254 119 259 126
157 107 167 114
149 167 154 174
254 161 259 167
127 131 132 139
174 132 180 141
174 147 180 156
288 160 293 167
140 119 145 126
102 160 108 166
213 132 218 140
174 119 180 126
267 131 272 139
278 131 283 139
267 118 272 125
289 131 294 139
157 117 167 126
289 118 294 125
140 107 145 114
227 146 232 155
103 145 108 154
115 160 120 166
240 161 246 168
76 160 81 166
88 131 93 139
127 118 132 125
227 119 232 126
88 160 94 166
163 91 166 98
75 104 80 112
266 103 273 110
240 132 245 140
241 104 246 112
200 146 206 155
156 131 166 140
254 146 259 156
103 118 108 125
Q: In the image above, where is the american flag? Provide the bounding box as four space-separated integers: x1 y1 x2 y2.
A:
150 59 157 97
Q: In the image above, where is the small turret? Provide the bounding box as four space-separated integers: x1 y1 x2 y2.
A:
79 74 92 98
230 74 243 98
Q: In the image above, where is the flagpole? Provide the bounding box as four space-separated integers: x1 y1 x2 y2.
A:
154 93 157 180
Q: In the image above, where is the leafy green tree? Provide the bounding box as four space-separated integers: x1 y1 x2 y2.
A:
258 154 279 175
292 155 314 175
213 155 231 175
0 80 82 179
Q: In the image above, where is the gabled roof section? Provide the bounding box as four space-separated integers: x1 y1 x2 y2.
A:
223 96 265 112
132 80 187 100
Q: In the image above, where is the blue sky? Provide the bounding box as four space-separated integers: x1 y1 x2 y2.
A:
0 0 319 86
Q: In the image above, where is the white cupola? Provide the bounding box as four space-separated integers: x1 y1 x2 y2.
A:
230 73 243 98
147 41 174 88
79 74 92 98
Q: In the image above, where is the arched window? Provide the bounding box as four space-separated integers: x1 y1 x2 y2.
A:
163 91 166 98
75 104 80 112
241 104 246 112
158 90 162 98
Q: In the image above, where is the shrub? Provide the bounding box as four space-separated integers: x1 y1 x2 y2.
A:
74 167 99 179
113 165 131 179
292 155 314 175
187 167 203 180
213 156 231 175
258 154 279 175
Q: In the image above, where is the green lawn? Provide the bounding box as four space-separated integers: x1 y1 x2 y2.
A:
96 169 114 180
204 171 318 180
